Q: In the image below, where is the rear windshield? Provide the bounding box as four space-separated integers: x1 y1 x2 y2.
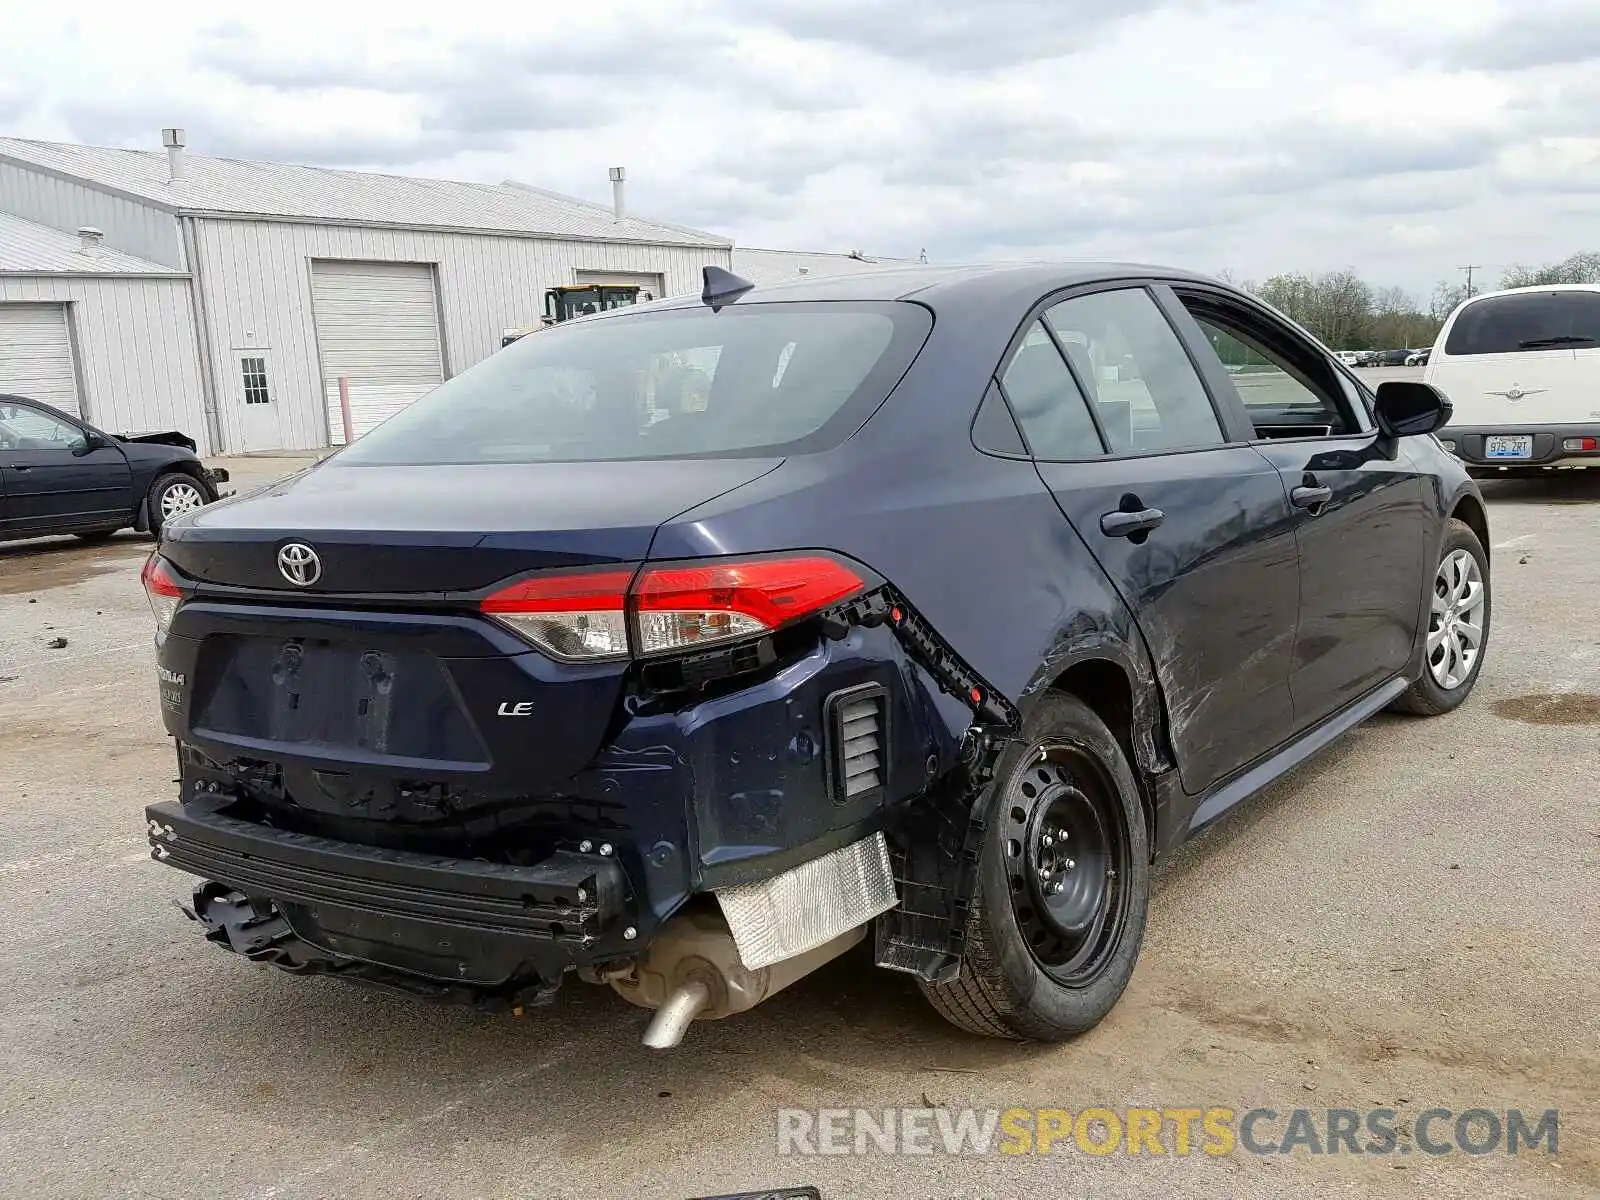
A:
1444 291 1600 356
338 301 929 465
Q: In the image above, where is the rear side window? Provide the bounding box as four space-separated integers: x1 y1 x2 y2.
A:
338 301 930 464
1044 289 1224 453
1444 291 1600 355
999 322 1104 459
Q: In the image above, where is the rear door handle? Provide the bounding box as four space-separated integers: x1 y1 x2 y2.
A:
1100 506 1165 538
1290 484 1332 510
12 463 32 472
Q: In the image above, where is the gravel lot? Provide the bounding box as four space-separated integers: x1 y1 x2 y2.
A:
1 452 1595 1200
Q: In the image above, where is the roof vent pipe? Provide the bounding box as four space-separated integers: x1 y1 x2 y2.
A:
609 166 626 221
77 227 104 258
162 127 186 181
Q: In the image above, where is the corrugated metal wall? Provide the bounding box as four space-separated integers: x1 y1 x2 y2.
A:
0 275 209 448
192 218 730 451
0 162 182 267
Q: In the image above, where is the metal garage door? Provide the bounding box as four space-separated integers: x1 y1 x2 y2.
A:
573 270 666 299
310 261 444 444
0 304 80 415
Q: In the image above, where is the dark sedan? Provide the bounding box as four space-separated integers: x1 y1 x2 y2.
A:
139 264 1489 1047
0 394 227 544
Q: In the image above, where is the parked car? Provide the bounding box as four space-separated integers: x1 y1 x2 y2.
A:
1427 284 1600 474
1353 349 1381 366
1406 347 1432 367
140 264 1489 1048
0 394 228 543
1374 348 1413 366
1334 350 1362 366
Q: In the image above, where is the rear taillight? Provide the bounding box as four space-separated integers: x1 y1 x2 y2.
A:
632 556 866 656
480 569 634 662
1563 437 1598 452
141 554 183 633
479 554 870 662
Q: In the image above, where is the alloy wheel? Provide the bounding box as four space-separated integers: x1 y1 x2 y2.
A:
160 481 205 521
1427 548 1485 690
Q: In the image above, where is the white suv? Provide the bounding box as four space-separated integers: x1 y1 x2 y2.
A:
1427 285 1600 472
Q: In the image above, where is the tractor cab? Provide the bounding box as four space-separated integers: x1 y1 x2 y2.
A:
502 285 650 346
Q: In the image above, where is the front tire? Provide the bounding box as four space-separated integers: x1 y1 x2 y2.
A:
919 692 1150 1040
147 473 208 537
1391 517 1491 716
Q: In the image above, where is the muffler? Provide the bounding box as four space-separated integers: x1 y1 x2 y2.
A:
611 909 866 1048
611 832 898 1047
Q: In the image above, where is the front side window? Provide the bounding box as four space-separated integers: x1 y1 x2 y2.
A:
1190 314 1356 438
1444 291 1600 355
1044 289 1224 454
338 302 929 465
0 400 84 451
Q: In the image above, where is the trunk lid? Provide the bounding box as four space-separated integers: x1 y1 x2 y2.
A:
161 458 781 593
160 457 779 807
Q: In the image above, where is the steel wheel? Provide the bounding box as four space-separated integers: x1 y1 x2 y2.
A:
159 480 205 521
1427 548 1486 690
1000 748 1132 988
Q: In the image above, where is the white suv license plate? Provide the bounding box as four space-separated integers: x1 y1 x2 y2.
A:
1485 435 1534 459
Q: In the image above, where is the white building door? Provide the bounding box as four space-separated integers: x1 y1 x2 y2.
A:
234 351 281 452
310 261 445 444
0 303 81 416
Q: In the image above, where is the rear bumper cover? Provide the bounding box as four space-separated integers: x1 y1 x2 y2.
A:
1444 422 1600 467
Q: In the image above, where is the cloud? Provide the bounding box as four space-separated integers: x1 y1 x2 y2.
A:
4 0 1600 296
756 0 1165 68
1443 4 1600 70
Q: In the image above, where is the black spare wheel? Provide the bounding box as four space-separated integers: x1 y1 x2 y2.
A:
921 690 1150 1039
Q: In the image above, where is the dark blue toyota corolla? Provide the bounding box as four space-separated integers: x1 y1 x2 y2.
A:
141 263 1490 1047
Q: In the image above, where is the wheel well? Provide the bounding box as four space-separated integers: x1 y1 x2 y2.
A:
1049 659 1156 842
1452 493 1490 563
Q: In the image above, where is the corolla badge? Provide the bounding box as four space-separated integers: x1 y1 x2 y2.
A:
277 542 321 587
1485 385 1546 402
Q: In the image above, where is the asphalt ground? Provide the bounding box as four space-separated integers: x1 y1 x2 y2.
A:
0 440 1595 1199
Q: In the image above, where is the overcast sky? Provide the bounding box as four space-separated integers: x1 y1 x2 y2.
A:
3 0 1598 297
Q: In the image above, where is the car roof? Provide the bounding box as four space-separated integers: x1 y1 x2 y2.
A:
652 261 1224 310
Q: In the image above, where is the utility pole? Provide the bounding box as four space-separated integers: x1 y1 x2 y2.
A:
1459 265 1482 298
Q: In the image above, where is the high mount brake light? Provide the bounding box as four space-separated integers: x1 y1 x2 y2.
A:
141 554 183 633
479 555 870 661
480 569 634 662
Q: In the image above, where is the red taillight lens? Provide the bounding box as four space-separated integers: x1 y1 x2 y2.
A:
480 569 633 662
141 554 183 633
1562 436 1598 452
481 555 871 661
632 555 867 656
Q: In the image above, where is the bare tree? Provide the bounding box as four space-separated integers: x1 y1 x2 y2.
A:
1501 252 1600 288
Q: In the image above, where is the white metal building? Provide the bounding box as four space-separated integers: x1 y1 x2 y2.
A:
0 134 733 454
0 211 207 435
731 247 923 289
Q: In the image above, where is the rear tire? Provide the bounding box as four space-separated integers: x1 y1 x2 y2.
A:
147 473 208 537
919 691 1150 1040
1390 518 1491 716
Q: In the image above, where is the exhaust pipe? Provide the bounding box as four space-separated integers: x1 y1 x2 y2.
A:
641 978 712 1049
611 909 865 1048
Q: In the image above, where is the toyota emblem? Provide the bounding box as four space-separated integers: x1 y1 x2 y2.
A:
277 542 321 587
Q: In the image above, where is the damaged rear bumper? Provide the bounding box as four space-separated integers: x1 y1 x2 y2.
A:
148 795 631 1003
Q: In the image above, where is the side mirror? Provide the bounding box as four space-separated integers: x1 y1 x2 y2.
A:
1374 380 1452 438
73 431 107 455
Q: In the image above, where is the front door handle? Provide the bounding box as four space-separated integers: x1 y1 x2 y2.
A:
1290 483 1332 510
1100 506 1165 538
12 463 32 472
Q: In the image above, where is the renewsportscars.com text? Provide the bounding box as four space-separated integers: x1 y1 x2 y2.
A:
776 1106 1558 1158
